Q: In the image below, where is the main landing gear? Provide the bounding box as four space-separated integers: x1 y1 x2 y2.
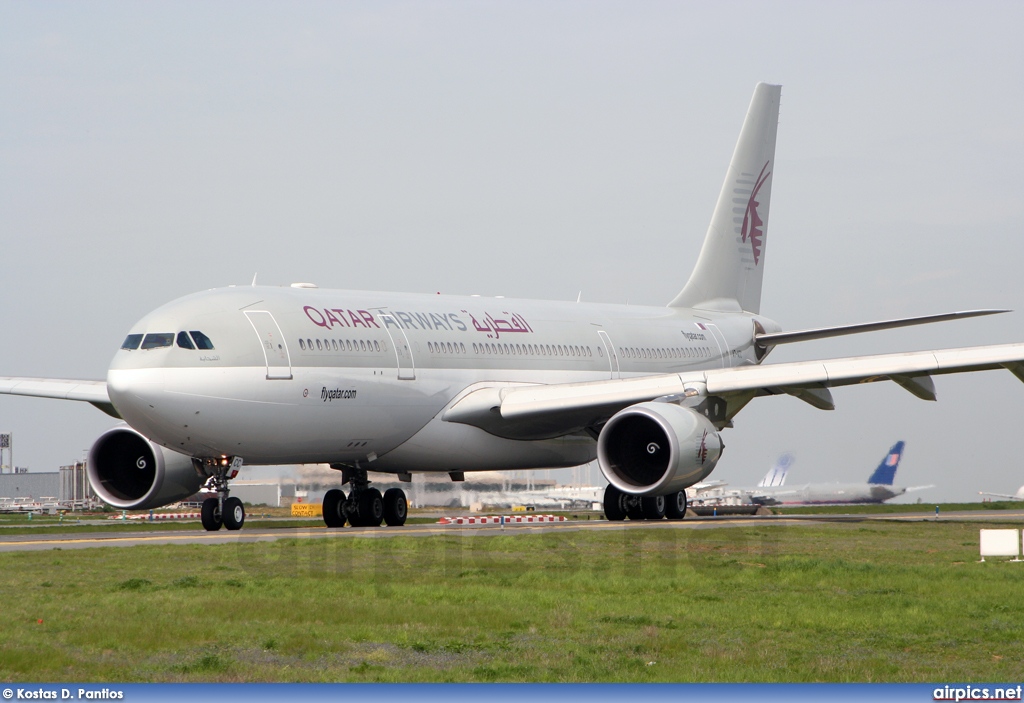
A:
603 484 687 522
322 466 408 528
197 457 245 532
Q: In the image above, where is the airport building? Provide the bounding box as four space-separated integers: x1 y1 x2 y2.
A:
0 462 99 508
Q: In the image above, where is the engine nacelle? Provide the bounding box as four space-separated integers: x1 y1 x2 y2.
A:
597 402 723 496
87 426 204 510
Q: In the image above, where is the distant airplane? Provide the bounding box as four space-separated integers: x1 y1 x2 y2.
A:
1 83 1021 531
758 452 793 488
748 442 926 506
979 486 1024 501
688 452 793 505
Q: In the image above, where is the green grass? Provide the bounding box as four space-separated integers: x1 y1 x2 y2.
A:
1 520 1023 682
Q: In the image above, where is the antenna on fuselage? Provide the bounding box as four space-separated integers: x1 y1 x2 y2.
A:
251 273 258 286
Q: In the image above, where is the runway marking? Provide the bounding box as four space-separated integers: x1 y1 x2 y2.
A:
3 511 1023 552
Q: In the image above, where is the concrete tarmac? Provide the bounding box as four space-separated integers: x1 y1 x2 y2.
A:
2 509 1023 552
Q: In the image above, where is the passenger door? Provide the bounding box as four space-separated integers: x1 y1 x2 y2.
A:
244 310 293 379
378 313 416 380
597 330 620 379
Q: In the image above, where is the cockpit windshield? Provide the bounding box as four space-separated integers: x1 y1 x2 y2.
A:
123 331 215 352
141 333 174 350
120 334 143 350
189 331 215 350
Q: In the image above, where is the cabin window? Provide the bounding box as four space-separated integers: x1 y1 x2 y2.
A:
121 334 143 350
428 342 434 353
316 339 323 351
299 339 306 350
307 339 313 349
176 332 195 350
459 343 465 353
141 333 174 350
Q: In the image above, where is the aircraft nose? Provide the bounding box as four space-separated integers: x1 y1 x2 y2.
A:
107 368 166 416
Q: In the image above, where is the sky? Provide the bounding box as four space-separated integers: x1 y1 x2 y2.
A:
1 1 1022 502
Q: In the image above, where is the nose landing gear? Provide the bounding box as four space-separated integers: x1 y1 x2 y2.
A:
197 456 245 532
322 466 408 528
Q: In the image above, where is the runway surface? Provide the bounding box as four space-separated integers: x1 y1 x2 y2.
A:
2 509 1023 552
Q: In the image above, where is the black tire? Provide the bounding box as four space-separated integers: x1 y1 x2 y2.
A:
665 490 687 520
641 495 666 520
356 488 384 527
603 484 627 521
223 497 245 530
323 489 346 528
382 488 408 526
201 497 223 531
625 495 645 520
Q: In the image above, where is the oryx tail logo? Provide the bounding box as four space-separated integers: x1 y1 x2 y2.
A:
741 161 771 265
697 429 709 465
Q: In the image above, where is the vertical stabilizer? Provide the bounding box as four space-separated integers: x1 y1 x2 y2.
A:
669 83 781 313
758 452 793 487
867 441 905 485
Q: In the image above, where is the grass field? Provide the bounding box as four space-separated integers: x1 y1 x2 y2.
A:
2 518 1023 682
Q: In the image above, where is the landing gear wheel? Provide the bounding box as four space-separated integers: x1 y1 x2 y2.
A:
201 497 223 531
603 484 627 521
665 490 688 520
382 488 408 526
323 489 346 528
223 497 245 530
625 495 645 520
355 488 384 527
641 495 666 520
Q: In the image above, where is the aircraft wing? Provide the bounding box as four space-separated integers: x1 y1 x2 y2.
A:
445 342 1024 438
0 377 119 418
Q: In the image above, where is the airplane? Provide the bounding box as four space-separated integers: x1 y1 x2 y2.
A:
979 486 1024 501
757 452 793 488
3 82 1024 532
746 441 927 506
687 452 793 506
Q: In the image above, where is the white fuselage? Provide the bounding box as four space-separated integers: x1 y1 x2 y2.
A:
107 285 776 473
749 482 907 506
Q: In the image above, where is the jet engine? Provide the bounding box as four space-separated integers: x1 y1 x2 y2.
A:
87 426 204 510
597 402 723 496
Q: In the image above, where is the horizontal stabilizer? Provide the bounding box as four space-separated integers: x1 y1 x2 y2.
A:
756 310 1008 347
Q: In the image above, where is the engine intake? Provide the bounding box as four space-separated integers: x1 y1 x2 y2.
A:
597 402 722 496
87 426 203 510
